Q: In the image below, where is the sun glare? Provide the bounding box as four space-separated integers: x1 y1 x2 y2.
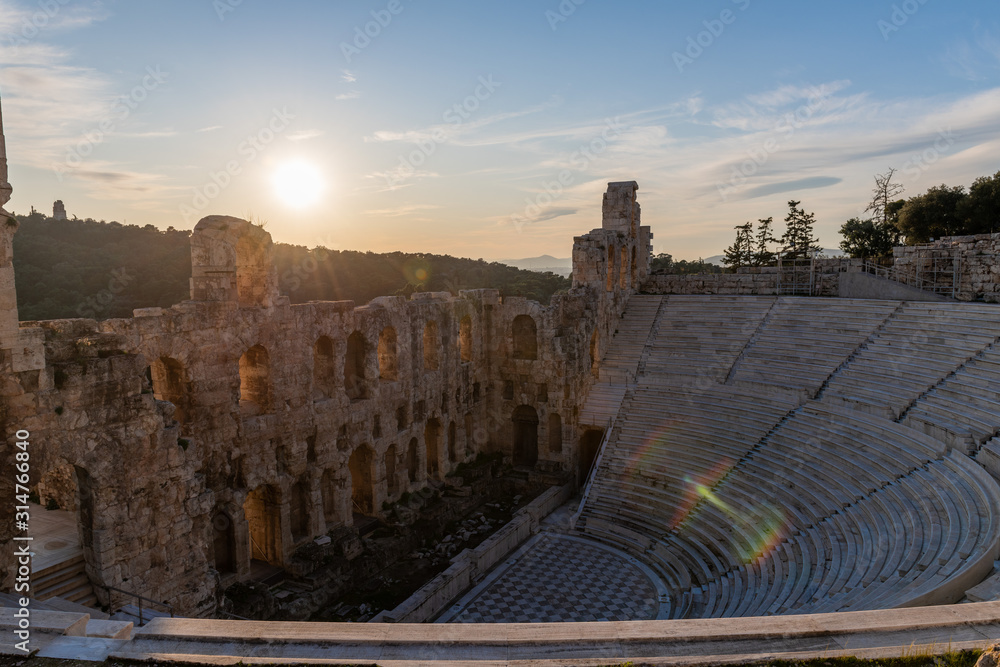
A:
272 160 325 209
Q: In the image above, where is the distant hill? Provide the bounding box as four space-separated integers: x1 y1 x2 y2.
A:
11 213 570 321
500 255 572 277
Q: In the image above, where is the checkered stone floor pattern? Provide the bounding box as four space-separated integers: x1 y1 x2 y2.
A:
452 535 658 623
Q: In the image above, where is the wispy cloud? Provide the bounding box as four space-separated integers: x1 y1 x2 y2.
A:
363 203 443 217
336 90 361 101
287 129 325 142
196 125 223 133
341 69 356 83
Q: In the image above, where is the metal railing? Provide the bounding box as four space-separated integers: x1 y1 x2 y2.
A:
861 258 959 298
101 583 174 626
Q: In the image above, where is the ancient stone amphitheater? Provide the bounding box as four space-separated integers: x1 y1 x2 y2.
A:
3 100 1000 661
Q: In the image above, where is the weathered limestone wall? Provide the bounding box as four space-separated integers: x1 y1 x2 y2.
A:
643 259 863 296
0 184 647 616
892 233 1000 302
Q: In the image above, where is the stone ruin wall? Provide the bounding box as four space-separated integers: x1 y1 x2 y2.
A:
892 232 1000 302
0 182 649 616
644 258 862 296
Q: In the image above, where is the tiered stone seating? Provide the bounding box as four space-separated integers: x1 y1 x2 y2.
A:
580 295 662 426
576 296 1000 621
730 298 898 393
903 345 1000 446
823 302 1000 416
644 295 775 381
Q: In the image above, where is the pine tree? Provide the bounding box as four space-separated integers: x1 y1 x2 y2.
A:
723 222 754 271
780 200 820 259
752 217 776 266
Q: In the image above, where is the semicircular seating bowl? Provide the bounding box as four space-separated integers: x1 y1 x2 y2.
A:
577 295 1000 619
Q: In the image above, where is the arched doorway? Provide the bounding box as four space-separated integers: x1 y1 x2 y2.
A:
349 445 375 516
212 510 237 574
345 331 367 400
313 336 336 399
244 485 282 566
512 315 537 360
425 419 442 479
580 429 604 486
238 345 271 415
512 405 539 468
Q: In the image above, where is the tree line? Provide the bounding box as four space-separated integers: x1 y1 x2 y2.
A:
11 211 570 321
840 168 1000 257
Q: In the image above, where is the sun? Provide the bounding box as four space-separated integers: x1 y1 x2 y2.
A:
272 160 325 209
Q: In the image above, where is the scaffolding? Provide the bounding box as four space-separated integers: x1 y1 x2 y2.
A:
776 252 816 296
863 248 961 299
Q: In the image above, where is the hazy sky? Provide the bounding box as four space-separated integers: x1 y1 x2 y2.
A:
1 0 999 261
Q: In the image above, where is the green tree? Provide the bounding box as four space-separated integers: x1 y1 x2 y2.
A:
838 217 898 259
723 222 754 271
963 171 1000 235
780 200 820 259
895 185 968 244
751 217 777 266
649 252 674 272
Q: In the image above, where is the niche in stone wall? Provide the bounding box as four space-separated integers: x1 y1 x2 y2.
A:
619 246 628 289
448 421 458 463
425 418 442 479
606 244 615 292
459 315 472 362
238 345 271 416
151 356 191 434
512 315 537 360
345 331 367 401
423 320 439 371
407 437 419 483
385 444 398 497
313 336 336 400
349 445 375 516
321 469 338 525
378 327 398 381
512 405 539 468
631 245 638 287
212 510 237 574
244 485 282 566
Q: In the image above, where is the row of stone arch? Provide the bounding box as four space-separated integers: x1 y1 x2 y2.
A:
606 243 639 292
149 312 544 428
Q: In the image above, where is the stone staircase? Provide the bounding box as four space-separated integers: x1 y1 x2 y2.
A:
34 554 98 608
579 294 662 427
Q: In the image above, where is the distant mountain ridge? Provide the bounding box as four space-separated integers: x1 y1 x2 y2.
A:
500 255 572 277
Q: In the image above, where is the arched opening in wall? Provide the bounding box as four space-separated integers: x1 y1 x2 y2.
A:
589 329 600 378
349 445 375 517
512 405 539 468
606 245 615 292
212 511 236 574
459 316 472 363
407 437 419 482
631 245 638 287
385 444 398 497
548 413 563 455
619 246 628 289
150 357 191 433
289 481 310 543
313 336 336 400
345 331 367 401
238 345 271 416
321 469 338 525
235 234 270 308
580 429 604 486
512 315 537 360
425 419 442 479
244 485 283 566
423 321 439 371
448 421 458 463
378 327 398 381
